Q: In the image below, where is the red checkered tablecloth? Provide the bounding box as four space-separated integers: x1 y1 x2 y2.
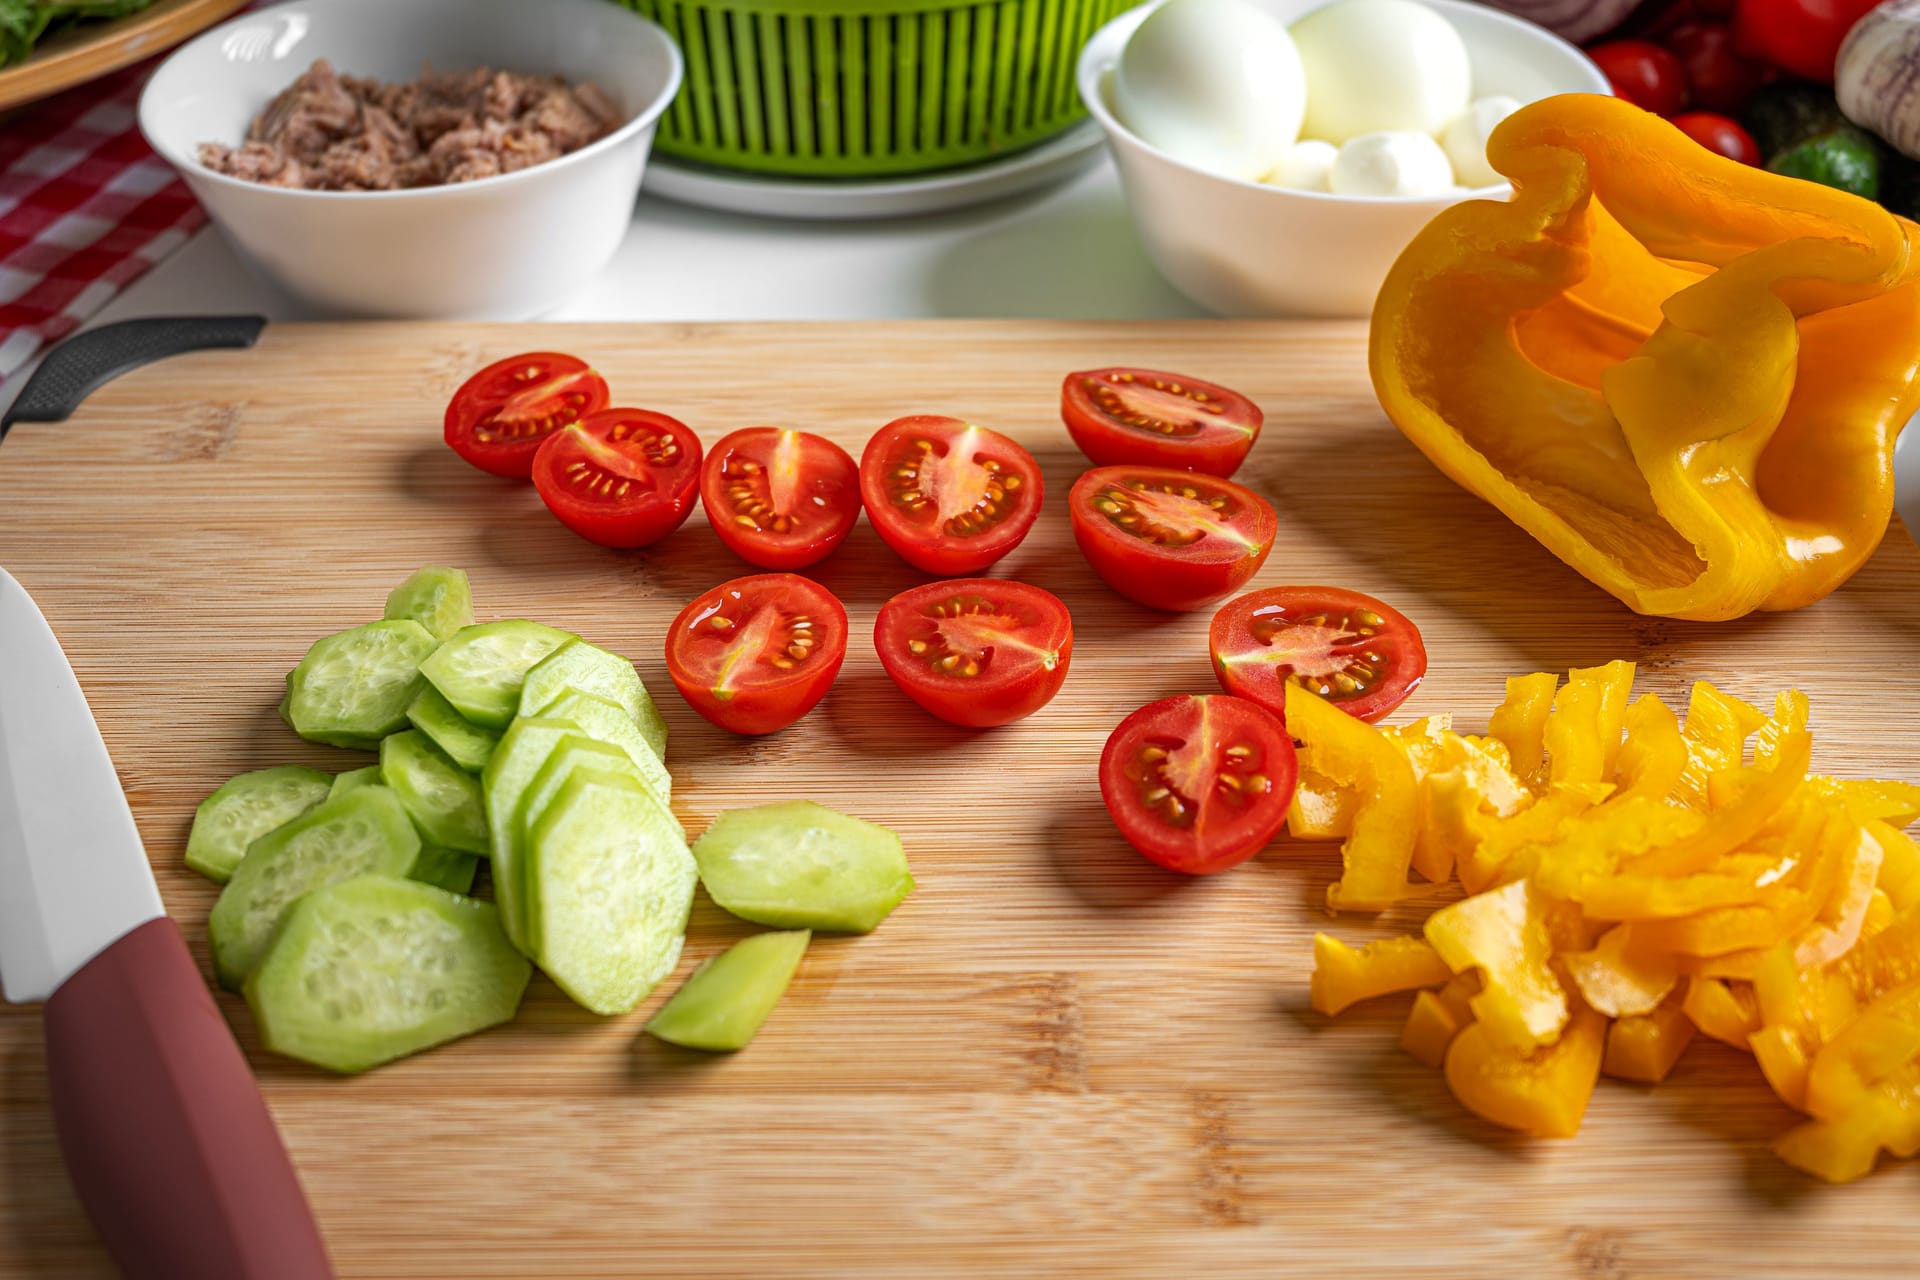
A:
0 61 206 384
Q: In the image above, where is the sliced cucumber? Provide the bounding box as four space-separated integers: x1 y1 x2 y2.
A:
185 766 332 884
542 690 671 803
245 875 529 1074
412 844 481 896
383 566 474 642
645 930 809 1052
518 640 667 760
380 730 489 854
419 620 575 728
527 771 695 1015
693 800 912 934
508 736 641 952
406 685 501 773
208 787 422 989
482 717 587 945
287 620 437 745
328 765 385 800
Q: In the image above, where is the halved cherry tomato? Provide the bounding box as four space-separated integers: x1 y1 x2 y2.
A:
1209 587 1426 724
1061 368 1263 477
1068 465 1276 612
859 416 1044 576
664 574 847 735
874 579 1073 728
531 408 703 549
699 428 861 570
445 352 609 478
1099 694 1297 875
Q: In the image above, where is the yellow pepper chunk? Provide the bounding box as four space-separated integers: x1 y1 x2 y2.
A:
1445 1004 1606 1138
1487 671 1557 784
1683 976 1759 1051
1676 682 1768 810
1425 879 1569 1051
1401 990 1468 1069
1286 684 1418 912
1310 933 1452 1016
1544 660 1635 787
1563 924 1677 1017
1776 1062 1920 1183
1612 694 1688 805
1804 978 1920 1122
1286 761 1357 841
1604 993 1696 1083
1872 822 1920 912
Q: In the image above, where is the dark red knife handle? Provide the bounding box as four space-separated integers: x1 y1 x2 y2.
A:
43 918 332 1279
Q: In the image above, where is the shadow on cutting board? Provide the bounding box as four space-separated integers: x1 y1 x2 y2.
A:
0 1043 114 1277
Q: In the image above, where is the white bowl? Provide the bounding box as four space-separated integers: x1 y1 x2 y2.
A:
1078 0 1609 317
139 0 682 320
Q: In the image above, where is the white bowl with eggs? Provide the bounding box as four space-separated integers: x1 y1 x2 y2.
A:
1078 0 1609 317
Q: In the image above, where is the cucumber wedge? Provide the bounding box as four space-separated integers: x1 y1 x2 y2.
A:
508 737 640 952
208 787 422 989
329 766 385 800
245 875 529 1074
519 640 668 760
645 930 809 1052
287 620 437 745
419 620 575 728
693 801 912 934
407 685 501 773
412 844 481 895
527 771 695 1015
383 566 474 641
381 731 489 854
541 690 671 803
185 766 332 884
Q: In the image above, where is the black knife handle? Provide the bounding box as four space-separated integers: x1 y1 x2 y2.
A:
1 316 266 440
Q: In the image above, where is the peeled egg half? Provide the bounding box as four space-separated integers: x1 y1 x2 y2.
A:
1291 0 1471 144
1113 0 1307 182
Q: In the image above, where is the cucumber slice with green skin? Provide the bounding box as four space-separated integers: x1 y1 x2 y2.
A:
245 874 529 1074
693 801 912 934
280 693 381 751
380 730 489 854
329 765 385 800
420 620 576 728
383 566 474 642
518 640 668 760
509 737 643 953
412 844 480 895
527 771 695 1015
541 690 671 803
406 685 501 773
645 930 809 1052
287 619 438 744
482 717 600 945
185 766 332 884
209 787 422 989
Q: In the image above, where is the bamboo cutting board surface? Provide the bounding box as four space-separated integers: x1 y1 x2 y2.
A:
4 319 1920 1279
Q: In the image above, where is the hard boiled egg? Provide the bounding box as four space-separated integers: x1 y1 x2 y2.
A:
1290 0 1471 144
1264 139 1338 191
1113 0 1307 182
1441 96 1520 188
1329 131 1455 197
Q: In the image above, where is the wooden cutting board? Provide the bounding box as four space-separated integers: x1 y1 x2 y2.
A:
4 319 1920 1279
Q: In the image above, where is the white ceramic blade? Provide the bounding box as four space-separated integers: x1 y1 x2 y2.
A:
0 568 163 1003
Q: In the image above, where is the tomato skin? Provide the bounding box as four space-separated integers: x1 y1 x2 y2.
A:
445 352 609 479
859 416 1045 576
1068 466 1277 613
1664 21 1764 115
531 408 703 549
664 574 848 735
1098 694 1297 876
699 428 861 570
1671 111 1761 164
1590 39 1690 115
1061 367 1263 478
1209 587 1427 725
1733 0 1878 83
873 579 1073 728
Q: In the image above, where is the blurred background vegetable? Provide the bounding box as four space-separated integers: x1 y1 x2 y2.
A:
0 0 156 68
1837 0 1920 160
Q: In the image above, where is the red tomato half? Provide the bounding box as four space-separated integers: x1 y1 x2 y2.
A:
1734 0 1878 83
1099 694 1297 875
874 579 1073 728
859 416 1044 576
664 574 847 735
1068 466 1276 612
445 352 609 479
1209 587 1427 725
1671 111 1761 165
531 408 703 549
699 428 861 570
1589 40 1689 115
1061 367 1263 477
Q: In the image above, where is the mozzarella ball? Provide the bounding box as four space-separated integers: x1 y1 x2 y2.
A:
1329 131 1456 197
1263 139 1339 190
1441 95 1521 188
1290 0 1472 144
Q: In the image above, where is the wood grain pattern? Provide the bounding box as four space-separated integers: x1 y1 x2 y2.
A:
4 319 1920 1278
0 0 250 114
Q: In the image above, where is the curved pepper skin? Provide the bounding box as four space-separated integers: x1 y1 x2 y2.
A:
1369 93 1920 621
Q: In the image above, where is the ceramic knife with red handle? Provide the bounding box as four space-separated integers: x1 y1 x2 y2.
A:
0 566 332 1279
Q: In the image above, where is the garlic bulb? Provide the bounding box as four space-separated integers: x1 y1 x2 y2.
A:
1838 0 1920 161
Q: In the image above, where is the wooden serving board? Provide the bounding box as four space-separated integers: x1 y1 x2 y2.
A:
4 320 1920 1279
0 0 251 114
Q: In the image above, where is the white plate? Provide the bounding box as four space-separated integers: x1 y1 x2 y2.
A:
642 122 1106 221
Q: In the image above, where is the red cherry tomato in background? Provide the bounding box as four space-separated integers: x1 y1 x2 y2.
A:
1665 21 1765 114
874 579 1073 728
1098 694 1298 876
1209 587 1427 726
859 416 1044 576
1068 465 1277 612
1695 0 1737 16
531 408 702 548
699 427 861 570
1061 367 1263 478
1733 0 1879 83
445 352 608 479
1671 111 1761 164
664 573 847 735
1589 39 1689 115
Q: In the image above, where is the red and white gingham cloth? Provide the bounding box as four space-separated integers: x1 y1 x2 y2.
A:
0 60 206 384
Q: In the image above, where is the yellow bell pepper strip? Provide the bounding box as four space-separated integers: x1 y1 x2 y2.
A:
1370 93 1920 622
1683 975 1760 1050
1544 660 1635 788
1310 933 1452 1016
1286 684 1419 912
1676 682 1768 810
1870 821 1920 912
1425 878 1570 1051
1563 924 1678 1017
1753 1025 1814 1111
1287 761 1357 841
1837 903 1920 1001
1818 779 1920 829
1611 694 1688 806
1445 1003 1607 1138
1805 978 1920 1122
1864 888 1897 940
1401 975 1479 1068
1487 672 1557 785
1385 717 1532 885
1775 1062 1920 1183
1575 850 1781 922
1603 991 1697 1083
1787 822 1885 969
1457 786 1599 895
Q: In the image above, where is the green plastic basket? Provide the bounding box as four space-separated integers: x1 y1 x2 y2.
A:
618 0 1129 177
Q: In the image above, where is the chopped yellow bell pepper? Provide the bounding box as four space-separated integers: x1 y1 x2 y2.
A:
1445 1003 1606 1138
1804 978 1920 1122
1286 684 1418 912
1310 933 1452 1016
1564 924 1677 1017
1871 822 1920 912
1487 672 1557 785
1544 660 1635 788
1425 879 1569 1051
1604 992 1696 1083
1287 761 1357 841
1683 975 1759 1050
1776 1062 1920 1182
1612 694 1688 805
1401 976 1479 1069
1676 682 1768 810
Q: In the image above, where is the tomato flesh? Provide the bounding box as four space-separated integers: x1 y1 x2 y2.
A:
874 579 1073 728
1061 367 1263 477
700 428 861 570
1068 465 1276 612
859 416 1045 576
445 352 609 479
1099 694 1297 875
531 408 703 549
1210 586 1426 724
664 574 848 735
